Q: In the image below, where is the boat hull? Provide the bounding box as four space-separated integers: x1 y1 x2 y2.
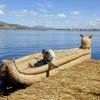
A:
2 48 91 85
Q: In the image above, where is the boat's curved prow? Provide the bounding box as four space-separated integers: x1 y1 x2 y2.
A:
2 48 91 85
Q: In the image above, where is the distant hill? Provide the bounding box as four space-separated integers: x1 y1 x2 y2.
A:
0 21 100 31
32 26 48 30
0 21 31 29
0 22 50 30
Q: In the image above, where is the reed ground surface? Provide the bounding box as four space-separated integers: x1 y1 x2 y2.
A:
0 60 100 100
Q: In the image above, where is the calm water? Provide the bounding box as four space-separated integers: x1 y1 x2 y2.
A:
0 30 100 63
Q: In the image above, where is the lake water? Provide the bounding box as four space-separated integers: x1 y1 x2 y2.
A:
0 30 100 63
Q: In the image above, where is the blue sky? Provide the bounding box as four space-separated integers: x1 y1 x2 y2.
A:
0 0 100 28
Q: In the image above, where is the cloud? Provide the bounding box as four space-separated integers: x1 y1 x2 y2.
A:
57 14 66 18
37 2 52 8
9 9 66 18
96 18 100 22
0 9 5 15
70 11 80 16
0 4 6 9
37 2 52 13
39 14 54 17
39 13 66 18
0 4 6 15
9 10 38 17
78 21 98 29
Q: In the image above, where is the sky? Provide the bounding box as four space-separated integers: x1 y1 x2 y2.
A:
0 0 100 28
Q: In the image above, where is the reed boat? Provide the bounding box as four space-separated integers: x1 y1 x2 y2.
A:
2 48 91 85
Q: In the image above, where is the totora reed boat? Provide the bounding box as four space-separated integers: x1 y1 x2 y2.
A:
2 48 91 85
